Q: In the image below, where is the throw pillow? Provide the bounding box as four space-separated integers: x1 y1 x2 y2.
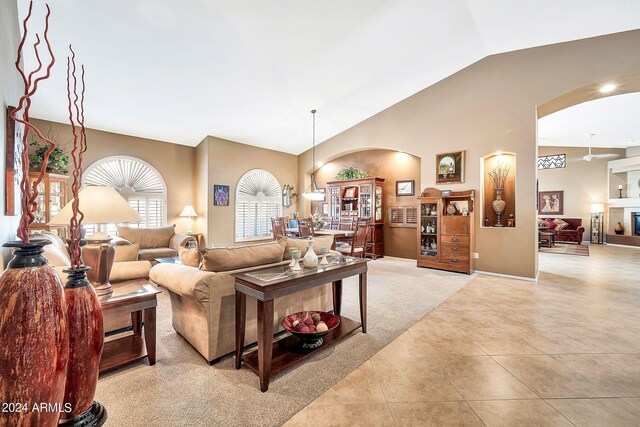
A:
545 218 557 229
200 239 286 272
537 218 548 228
178 245 200 268
114 243 140 262
553 218 569 230
282 236 334 260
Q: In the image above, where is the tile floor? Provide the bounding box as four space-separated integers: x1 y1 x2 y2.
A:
284 244 640 426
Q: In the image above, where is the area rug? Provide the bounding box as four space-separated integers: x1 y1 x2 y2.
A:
539 243 590 256
95 257 475 427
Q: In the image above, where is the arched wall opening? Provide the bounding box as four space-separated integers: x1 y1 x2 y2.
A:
303 148 421 259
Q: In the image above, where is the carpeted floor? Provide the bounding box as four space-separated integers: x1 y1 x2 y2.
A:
94 257 474 426
539 243 590 256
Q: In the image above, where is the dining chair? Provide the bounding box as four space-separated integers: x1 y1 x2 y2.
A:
338 217 354 231
271 217 287 240
336 218 369 258
330 217 340 230
297 218 315 237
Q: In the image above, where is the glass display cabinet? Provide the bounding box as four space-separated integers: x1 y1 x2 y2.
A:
28 171 69 238
327 177 385 258
417 187 475 274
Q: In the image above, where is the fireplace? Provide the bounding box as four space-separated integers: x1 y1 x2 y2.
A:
633 212 640 236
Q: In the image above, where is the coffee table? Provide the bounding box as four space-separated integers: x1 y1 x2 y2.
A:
539 231 555 248
99 279 161 374
233 256 368 392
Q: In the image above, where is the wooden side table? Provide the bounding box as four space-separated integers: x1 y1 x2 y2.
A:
99 280 161 374
188 233 205 249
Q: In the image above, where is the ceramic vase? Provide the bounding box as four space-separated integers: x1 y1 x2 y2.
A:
0 239 68 427
59 266 107 426
492 187 506 227
303 240 318 268
614 222 624 235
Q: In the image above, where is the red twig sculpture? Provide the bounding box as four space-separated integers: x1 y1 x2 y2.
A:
66 46 87 268
9 1 56 243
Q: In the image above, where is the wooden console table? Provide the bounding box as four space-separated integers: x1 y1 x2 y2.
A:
233 256 368 392
99 280 160 374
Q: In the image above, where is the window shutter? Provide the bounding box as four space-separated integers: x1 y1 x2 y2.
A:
406 206 418 226
389 206 417 228
235 169 282 242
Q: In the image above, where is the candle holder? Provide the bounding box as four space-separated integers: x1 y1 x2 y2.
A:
619 188 624 198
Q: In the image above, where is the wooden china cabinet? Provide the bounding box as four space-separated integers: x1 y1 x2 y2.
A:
417 188 474 274
27 171 69 238
327 177 385 258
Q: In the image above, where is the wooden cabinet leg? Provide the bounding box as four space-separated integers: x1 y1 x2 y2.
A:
332 279 343 316
143 307 156 365
131 310 142 335
359 272 367 333
235 290 246 369
257 299 274 392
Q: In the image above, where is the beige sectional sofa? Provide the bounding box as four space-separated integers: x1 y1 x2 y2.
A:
149 236 335 363
117 225 196 261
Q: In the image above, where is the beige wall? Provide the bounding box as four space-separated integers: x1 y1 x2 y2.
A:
312 150 420 259
538 146 625 236
197 136 298 247
0 0 23 266
30 118 196 235
298 30 640 279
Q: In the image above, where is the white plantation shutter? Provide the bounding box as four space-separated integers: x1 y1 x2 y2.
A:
83 156 167 236
235 169 282 242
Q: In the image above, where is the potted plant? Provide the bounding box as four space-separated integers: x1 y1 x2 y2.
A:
29 140 69 174
335 166 371 180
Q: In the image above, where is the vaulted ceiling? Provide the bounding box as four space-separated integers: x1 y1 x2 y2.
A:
17 0 640 154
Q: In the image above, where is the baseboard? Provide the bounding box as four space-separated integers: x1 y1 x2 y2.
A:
475 270 537 282
605 243 640 249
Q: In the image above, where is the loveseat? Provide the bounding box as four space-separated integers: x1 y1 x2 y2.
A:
117 225 196 261
539 217 585 244
149 236 335 363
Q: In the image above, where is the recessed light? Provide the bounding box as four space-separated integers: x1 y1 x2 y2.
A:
599 83 617 93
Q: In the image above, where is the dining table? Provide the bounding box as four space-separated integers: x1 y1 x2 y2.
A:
285 228 354 250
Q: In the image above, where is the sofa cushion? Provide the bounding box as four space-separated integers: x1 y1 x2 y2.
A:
117 225 176 249
544 218 557 229
553 218 569 230
114 243 140 262
178 246 200 268
43 243 71 268
138 247 178 261
200 240 286 272
282 236 334 260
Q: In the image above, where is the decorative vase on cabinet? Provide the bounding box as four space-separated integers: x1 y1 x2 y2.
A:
614 222 624 235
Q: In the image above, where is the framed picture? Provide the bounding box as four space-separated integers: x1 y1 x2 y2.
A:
538 191 563 215
5 106 23 216
213 185 230 206
344 187 356 198
436 150 465 184
396 179 415 196
322 203 328 215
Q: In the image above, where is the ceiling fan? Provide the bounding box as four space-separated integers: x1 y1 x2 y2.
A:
582 134 619 161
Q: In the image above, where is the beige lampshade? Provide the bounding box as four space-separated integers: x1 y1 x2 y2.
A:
179 205 198 217
49 185 142 225
590 203 604 213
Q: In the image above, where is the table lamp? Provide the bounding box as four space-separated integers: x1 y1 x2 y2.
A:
50 186 142 299
179 205 198 235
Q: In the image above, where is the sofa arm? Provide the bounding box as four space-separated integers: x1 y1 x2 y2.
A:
170 233 196 250
150 263 213 305
111 260 152 282
576 226 585 233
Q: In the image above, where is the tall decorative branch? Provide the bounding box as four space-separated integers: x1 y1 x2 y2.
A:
9 1 56 243
487 160 511 189
66 46 87 268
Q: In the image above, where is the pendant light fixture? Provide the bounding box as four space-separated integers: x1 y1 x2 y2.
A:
302 109 325 201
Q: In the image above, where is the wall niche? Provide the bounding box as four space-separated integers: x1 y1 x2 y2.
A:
481 152 517 228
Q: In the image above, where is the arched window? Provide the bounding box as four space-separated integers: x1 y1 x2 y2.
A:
235 169 282 242
83 156 167 235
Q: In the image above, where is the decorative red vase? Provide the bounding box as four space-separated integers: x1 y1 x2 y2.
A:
0 239 68 427
58 266 106 426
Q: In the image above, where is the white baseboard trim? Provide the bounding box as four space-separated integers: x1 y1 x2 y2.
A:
605 243 640 249
475 270 537 282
